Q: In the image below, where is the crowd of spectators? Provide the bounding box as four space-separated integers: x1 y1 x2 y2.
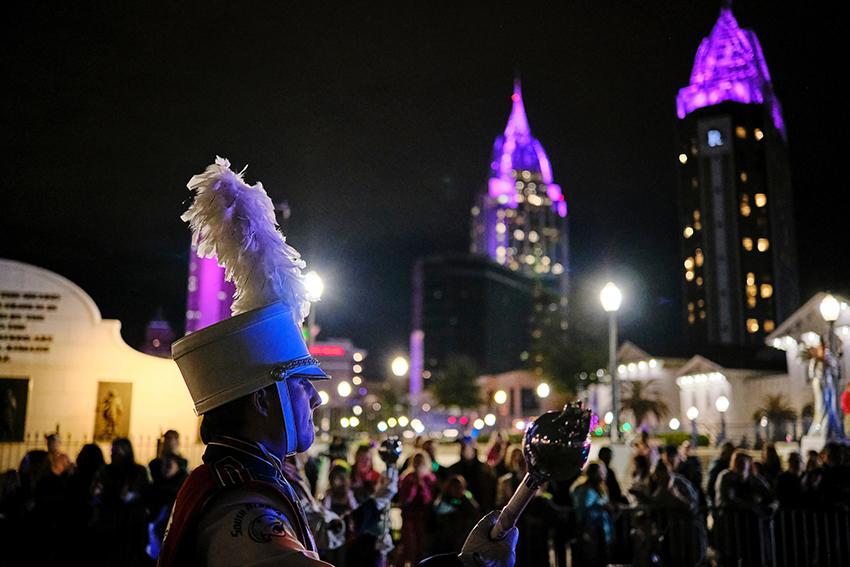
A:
1 428 849 567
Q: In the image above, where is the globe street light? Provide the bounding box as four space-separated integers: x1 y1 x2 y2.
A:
536 382 550 399
494 390 508 405
715 395 729 445
819 293 845 440
820 293 840 323
304 270 324 346
600 282 622 443
391 356 409 378
687 406 699 446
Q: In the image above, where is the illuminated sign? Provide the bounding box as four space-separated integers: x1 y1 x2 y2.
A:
309 344 347 358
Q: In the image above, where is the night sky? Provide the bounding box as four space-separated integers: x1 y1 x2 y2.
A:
2 2 845 373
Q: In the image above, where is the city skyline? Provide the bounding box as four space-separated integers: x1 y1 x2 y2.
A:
2 2 845 371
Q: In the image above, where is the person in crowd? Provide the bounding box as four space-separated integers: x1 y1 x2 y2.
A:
715 451 773 512
804 449 820 473
421 438 448 483
45 433 74 476
802 441 850 509
351 443 381 504
399 436 424 473
495 446 525 507
92 437 151 566
322 461 358 567
283 455 346 562
496 446 564 567
757 443 782 487
398 450 438 566
598 446 628 506
707 441 735 507
3 451 50 564
447 436 496 513
486 432 509 477
571 461 612 567
775 451 804 509
660 444 681 471
327 435 349 462
549 469 580 567
146 453 189 560
324 461 358 517
302 452 321 496
714 451 774 566
67 444 106 560
675 440 705 509
633 430 659 467
640 460 706 567
148 429 187 484
432 474 481 556
345 443 397 566
627 453 652 506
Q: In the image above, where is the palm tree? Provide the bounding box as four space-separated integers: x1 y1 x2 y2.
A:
432 355 481 411
753 394 797 441
620 379 670 430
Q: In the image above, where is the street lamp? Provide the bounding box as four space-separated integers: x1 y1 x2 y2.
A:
391 356 409 378
304 270 324 346
819 293 845 440
715 395 729 445
687 406 699 446
494 390 508 405
536 382 550 399
600 282 622 442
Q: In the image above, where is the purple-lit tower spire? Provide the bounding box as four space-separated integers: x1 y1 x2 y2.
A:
675 5 798 346
676 5 785 138
184 244 235 334
472 79 569 302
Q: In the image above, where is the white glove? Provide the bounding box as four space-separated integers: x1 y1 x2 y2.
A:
458 510 518 567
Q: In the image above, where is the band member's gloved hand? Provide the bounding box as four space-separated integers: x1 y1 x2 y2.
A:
373 466 399 511
457 510 518 567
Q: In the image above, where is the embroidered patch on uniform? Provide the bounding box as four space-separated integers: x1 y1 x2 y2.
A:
248 510 296 543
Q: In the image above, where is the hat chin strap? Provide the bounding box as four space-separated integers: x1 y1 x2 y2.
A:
275 381 298 456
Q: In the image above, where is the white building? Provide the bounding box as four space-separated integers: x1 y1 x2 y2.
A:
0 259 198 470
584 340 801 445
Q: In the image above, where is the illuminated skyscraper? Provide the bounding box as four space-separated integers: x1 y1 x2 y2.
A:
676 6 798 346
184 247 235 334
471 79 569 314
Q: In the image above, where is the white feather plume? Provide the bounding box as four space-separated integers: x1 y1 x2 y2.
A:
181 156 310 325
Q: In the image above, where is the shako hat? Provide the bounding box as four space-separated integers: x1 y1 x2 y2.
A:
172 157 329 418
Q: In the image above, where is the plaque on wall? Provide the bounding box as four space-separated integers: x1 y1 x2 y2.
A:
0 377 29 442
93 381 132 441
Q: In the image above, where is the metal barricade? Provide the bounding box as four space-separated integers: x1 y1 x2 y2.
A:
603 506 850 567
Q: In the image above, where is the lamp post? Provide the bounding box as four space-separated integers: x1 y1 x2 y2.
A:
494 389 508 430
304 270 324 346
715 395 729 445
600 282 622 443
819 293 845 440
687 406 699 446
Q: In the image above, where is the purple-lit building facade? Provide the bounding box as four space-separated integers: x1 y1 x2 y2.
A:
471 80 569 316
676 7 798 346
184 244 235 334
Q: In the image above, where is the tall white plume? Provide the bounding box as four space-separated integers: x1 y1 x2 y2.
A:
181 156 310 325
